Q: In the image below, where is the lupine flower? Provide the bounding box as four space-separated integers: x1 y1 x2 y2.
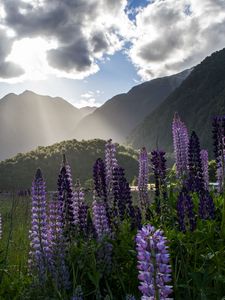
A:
187 131 205 193
212 116 225 193
92 195 111 241
0 213 2 239
105 139 118 192
92 194 112 271
79 202 88 235
29 168 51 283
199 190 215 220
48 193 70 289
136 224 173 299
200 150 209 190
73 180 88 234
172 112 189 177
138 147 149 211
177 186 196 232
93 158 107 202
112 166 135 222
57 155 75 239
151 150 167 213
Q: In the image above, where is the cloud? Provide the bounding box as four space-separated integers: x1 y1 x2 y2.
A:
128 0 225 80
1 0 132 80
1 0 225 81
77 90 102 107
0 29 24 79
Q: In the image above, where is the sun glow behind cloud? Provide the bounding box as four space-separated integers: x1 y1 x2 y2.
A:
7 38 54 82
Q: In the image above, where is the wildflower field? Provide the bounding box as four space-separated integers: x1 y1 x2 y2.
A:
0 114 225 300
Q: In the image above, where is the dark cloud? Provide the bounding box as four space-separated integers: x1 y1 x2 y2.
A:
47 40 92 72
0 61 24 78
139 34 183 62
1 0 122 74
91 32 109 53
0 30 24 78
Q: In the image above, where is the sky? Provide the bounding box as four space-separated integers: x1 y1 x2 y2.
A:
0 0 225 107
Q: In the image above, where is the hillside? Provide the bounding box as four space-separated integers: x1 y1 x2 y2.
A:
0 139 138 191
128 48 225 156
0 91 92 161
74 69 190 142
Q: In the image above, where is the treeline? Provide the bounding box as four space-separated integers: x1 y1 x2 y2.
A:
0 139 138 191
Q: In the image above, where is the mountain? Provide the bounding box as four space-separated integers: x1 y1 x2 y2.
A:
74 69 190 142
0 139 138 190
128 48 225 156
0 91 92 161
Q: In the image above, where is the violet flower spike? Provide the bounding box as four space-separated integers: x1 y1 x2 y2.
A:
112 166 135 222
92 194 111 241
151 150 167 213
29 168 51 283
48 193 70 289
57 155 75 239
172 112 189 177
199 190 215 220
136 224 173 300
177 186 196 232
105 139 118 191
200 150 209 190
212 116 225 193
187 131 205 193
138 147 149 211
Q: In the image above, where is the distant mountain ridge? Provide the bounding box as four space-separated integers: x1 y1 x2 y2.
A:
128 48 225 156
0 90 94 160
74 69 190 142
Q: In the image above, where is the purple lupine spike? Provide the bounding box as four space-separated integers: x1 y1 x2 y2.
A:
199 190 215 220
29 168 51 283
177 186 196 232
112 166 135 222
105 139 118 190
212 116 225 193
48 193 70 289
73 180 81 227
200 150 209 190
172 112 189 177
73 180 88 234
57 155 75 238
187 131 205 193
136 224 173 299
92 194 111 240
138 147 149 211
79 202 88 234
93 158 107 202
151 150 167 213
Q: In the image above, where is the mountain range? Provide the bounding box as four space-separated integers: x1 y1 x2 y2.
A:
128 48 225 156
74 69 190 142
0 91 96 160
1 47 225 162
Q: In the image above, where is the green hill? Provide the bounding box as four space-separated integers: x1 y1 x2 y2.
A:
128 48 225 156
0 139 138 191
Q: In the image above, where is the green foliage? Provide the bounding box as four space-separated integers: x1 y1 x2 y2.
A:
0 191 225 299
0 139 138 190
